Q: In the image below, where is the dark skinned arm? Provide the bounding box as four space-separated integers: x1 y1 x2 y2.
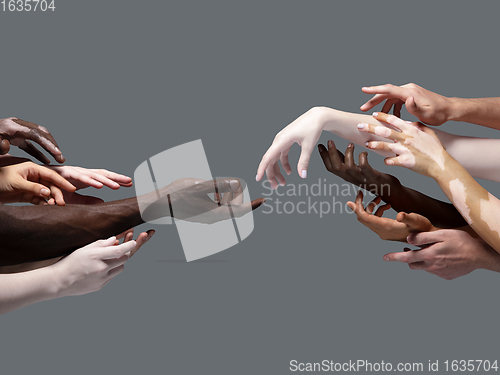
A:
317 140 467 229
0 178 264 266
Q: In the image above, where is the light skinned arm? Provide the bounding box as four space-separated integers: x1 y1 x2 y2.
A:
256 107 500 189
360 112 500 254
0 235 153 315
360 83 500 130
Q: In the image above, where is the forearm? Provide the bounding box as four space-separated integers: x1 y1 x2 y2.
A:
0 266 59 315
448 97 500 130
381 181 467 229
433 153 500 254
0 198 144 265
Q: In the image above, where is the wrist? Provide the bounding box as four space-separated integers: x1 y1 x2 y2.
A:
314 107 341 132
429 151 455 182
447 97 468 122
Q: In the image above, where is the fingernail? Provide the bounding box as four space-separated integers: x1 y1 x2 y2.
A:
41 188 50 196
255 174 259 181
301 170 307 178
373 112 379 116
383 255 390 261
405 121 412 124
348 142 353 147
365 142 370 148
357 123 365 129
230 180 240 189
328 140 333 147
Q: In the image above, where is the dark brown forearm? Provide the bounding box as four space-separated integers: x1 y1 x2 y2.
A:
381 182 467 229
0 197 145 266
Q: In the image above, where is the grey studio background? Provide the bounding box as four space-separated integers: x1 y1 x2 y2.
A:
1 1 499 374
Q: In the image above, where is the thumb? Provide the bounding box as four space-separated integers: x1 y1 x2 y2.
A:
297 142 314 179
397 212 431 233
17 179 51 198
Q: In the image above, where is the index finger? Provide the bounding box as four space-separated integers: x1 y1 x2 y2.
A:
194 178 245 194
18 140 51 165
256 138 293 181
371 112 412 133
383 248 425 263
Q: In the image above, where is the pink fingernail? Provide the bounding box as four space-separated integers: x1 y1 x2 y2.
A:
357 123 365 129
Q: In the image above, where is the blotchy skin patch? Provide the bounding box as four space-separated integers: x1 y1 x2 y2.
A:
374 126 392 138
404 134 446 170
480 193 500 239
449 178 472 224
387 143 416 168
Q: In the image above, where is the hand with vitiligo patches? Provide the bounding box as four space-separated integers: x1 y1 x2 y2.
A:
0 117 65 164
358 112 447 177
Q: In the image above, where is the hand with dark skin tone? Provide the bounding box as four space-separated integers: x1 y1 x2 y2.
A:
0 117 64 164
317 140 467 229
347 190 437 242
0 177 264 266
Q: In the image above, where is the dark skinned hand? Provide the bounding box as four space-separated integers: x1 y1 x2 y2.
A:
318 140 467 229
318 140 400 196
0 117 65 164
347 190 438 242
141 177 265 224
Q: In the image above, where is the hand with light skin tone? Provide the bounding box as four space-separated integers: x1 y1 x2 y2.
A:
317 140 466 228
360 83 500 130
256 107 500 188
0 232 154 315
347 190 437 242
384 230 500 280
0 161 76 205
0 177 264 266
0 154 133 205
360 112 500 254
0 117 64 164
0 228 155 274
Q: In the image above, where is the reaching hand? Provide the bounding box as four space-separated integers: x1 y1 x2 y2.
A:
46 165 133 190
360 83 452 126
50 232 153 297
318 140 400 196
43 165 133 205
0 161 76 205
0 117 65 164
383 229 500 280
347 190 436 242
256 107 326 188
142 178 265 224
359 112 447 177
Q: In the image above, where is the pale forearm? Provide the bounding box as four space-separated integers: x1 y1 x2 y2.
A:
0 266 58 315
